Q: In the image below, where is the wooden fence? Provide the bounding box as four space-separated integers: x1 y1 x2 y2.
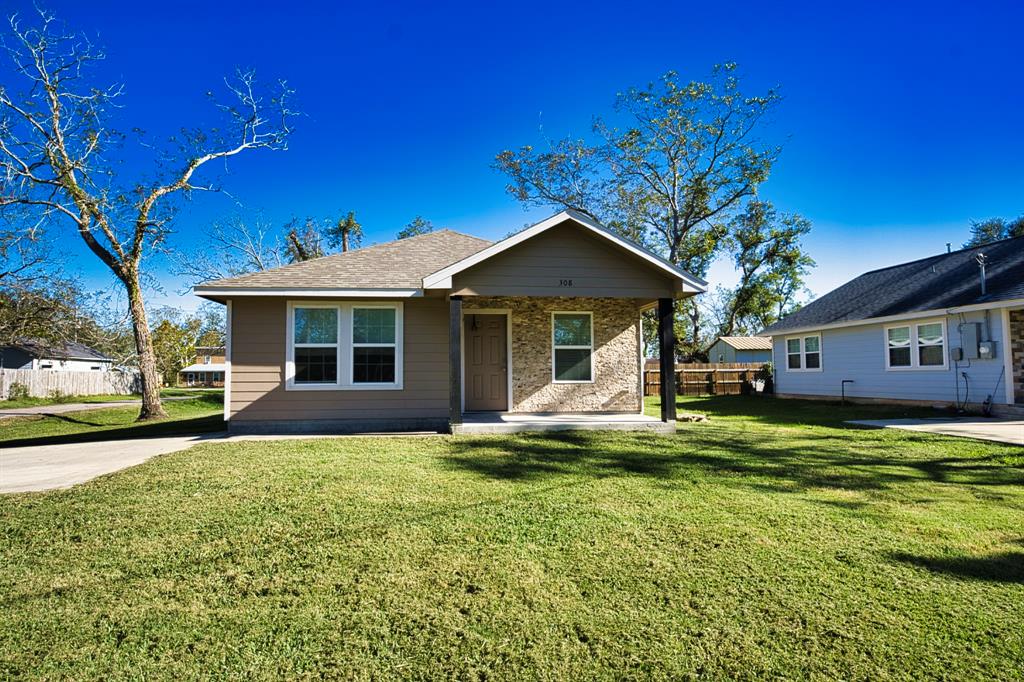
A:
0 368 141 400
643 362 768 397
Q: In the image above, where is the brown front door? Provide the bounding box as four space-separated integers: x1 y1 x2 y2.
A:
464 314 508 411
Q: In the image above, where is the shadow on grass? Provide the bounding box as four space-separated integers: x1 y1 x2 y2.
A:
891 550 1024 584
443 428 1024 493
0 414 225 448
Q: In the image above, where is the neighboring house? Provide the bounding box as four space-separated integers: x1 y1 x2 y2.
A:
707 336 773 364
177 346 227 387
194 210 706 433
762 236 1024 412
0 339 112 372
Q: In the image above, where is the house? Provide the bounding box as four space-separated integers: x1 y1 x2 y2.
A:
707 336 773 364
194 210 706 433
0 339 112 372
177 346 226 387
762 236 1024 413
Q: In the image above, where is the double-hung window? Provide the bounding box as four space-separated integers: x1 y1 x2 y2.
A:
287 302 403 389
552 312 593 382
352 307 397 384
885 320 946 370
785 334 822 371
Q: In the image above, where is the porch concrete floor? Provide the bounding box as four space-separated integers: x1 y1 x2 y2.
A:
452 412 675 435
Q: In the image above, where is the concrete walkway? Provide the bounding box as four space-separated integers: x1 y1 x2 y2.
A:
847 418 1024 446
0 396 196 420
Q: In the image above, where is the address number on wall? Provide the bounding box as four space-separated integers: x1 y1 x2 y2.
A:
559 279 574 287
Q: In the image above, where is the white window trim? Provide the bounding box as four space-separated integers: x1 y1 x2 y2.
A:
784 333 823 372
551 311 594 384
285 301 404 391
884 318 948 371
349 303 405 388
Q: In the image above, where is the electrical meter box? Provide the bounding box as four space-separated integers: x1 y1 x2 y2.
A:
961 323 980 359
978 341 997 360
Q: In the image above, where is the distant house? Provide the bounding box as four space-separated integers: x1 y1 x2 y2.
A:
762 236 1024 413
707 336 773 364
0 339 112 372
177 346 226 387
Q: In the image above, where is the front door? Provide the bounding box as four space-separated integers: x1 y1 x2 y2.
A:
464 314 508 411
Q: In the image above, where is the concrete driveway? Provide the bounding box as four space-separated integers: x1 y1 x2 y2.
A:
847 418 1024 446
0 434 225 494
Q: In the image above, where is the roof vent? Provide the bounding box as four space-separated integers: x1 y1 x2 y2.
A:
976 253 988 296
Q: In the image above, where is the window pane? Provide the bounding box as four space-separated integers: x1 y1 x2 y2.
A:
805 352 820 369
353 308 396 344
919 344 944 366
889 347 911 367
295 308 337 344
787 353 802 369
555 348 591 381
553 314 591 347
787 339 801 354
804 336 820 353
887 326 911 347
917 323 943 346
353 347 396 383
295 347 337 383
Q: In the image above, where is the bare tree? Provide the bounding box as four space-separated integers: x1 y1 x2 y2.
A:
0 9 294 418
174 216 285 286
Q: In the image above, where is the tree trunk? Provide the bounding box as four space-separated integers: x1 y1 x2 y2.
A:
342 231 349 252
124 274 167 420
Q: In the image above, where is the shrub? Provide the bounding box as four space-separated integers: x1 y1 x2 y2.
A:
47 389 70 403
6 382 29 401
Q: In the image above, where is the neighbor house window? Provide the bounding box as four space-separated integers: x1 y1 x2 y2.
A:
287 302 403 390
352 307 397 384
293 306 339 384
785 334 822 371
885 320 946 370
552 312 593 382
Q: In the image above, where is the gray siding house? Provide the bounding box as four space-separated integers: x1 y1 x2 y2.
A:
762 236 1024 413
194 211 706 434
707 336 773 364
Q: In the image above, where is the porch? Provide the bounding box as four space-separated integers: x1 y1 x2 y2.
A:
451 411 674 435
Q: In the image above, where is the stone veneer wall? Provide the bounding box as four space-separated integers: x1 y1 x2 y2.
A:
463 297 643 413
1011 310 1024 404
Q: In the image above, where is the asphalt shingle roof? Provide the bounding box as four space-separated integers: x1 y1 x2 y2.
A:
763 235 1024 334
716 336 773 351
8 339 111 362
200 230 493 290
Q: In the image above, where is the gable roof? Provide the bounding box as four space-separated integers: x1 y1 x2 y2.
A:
194 210 707 299
763 235 1024 335
5 339 111 362
194 230 492 297
713 336 773 351
422 210 706 292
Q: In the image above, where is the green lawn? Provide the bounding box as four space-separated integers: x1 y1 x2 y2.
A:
0 394 224 447
1 396 1022 679
0 387 223 409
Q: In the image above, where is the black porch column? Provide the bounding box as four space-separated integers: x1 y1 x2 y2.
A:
658 297 677 422
449 296 463 427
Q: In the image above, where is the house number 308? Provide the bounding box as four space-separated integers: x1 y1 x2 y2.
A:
559 279 574 287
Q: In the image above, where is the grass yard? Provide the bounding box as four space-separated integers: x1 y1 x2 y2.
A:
0 393 224 447
0 387 223 409
1 396 1022 679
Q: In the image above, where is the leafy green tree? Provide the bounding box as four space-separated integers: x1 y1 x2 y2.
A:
494 64 799 357
397 216 436 240
719 201 814 335
327 211 363 252
964 216 1024 247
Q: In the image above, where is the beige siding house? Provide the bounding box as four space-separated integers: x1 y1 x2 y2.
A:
194 211 705 433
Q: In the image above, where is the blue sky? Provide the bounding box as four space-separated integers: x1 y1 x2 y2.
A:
10 0 1024 311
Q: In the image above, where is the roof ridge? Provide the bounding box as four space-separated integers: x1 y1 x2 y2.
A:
857 233 1024 277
